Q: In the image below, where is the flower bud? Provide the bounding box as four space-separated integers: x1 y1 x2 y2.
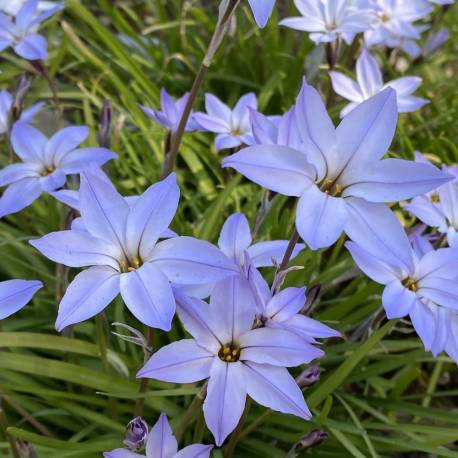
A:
98 100 113 148
12 74 32 121
296 430 328 451
124 417 148 451
297 365 320 388
17 440 38 458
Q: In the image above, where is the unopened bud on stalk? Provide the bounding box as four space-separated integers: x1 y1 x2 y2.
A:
124 416 149 451
303 284 321 313
17 440 38 458
98 100 113 148
296 430 328 451
297 365 320 388
12 74 32 121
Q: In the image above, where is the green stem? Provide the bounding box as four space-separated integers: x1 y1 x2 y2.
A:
175 383 207 442
134 326 154 417
0 399 20 458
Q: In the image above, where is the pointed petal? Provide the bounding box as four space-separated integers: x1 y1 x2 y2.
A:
385 76 422 96
120 263 176 330
243 362 311 419
218 213 252 263
0 163 40 187
151 237 238 285
45 126 88 165
416 247 458 280
418 277 458 311
79 170 129 251
103 450 143 458
336 88 397 177
11 121 47 162
222 145 314 197
125 173 179 261
0 279 42 319
0 178 42 218
248 0 275 28
345 198 414 276
137 339 214 382
193 113 229 134
296 185 348 250
356 49 383 98
203 359 246 447
146 414 177 458
57 147 117 174
409 300 436 352
265 287 306 321
247 240 305 267
405 197 446 229
276 314 341 341
205 94 232 124
14 33 47 60
344 159 452 202
210 276 257 342
20 101 45 123
329 71 363 103
56 266 120 331
239 327 323 366
174 444 213 458
382 279 418 319
30 230 120 269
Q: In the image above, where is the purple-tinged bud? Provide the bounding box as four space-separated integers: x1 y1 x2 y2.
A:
297 365 321 388
303 284 321 313
98 100 113 148
296 430 328 451
123 417 148 451
12 74 32 121
17 440 38 458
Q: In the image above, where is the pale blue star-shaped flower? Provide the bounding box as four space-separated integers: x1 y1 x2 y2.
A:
138 278 314 446
330 48 428 117
0 0 58 15
405 153 458 248
279 0 372 45
0 279 42 319
0 122 117 218
30 170 238 331
0 88 44 135
345 200 458 362
223 81 452 250
104 413 213 458
0 0 63 60
193 93 257 151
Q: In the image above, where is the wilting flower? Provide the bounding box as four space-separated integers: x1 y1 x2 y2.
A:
0 279 42 319
364 0 432 58
223 81 451 249
0 0 63 60
193 93 257 151
279 0 372 45
345 200 458 360
245 256 340 343
140 88 199 133
0 89 43 135
0 122 117 218
138 278 314 446
247 0 276 28
250 107 303 149
123 417 148 451
105 413 213 458
30 170 237 331
330 49 428 117
405 154 458 247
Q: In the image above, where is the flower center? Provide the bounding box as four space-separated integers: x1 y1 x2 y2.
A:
430 193 440 203
381 13 390 23
41 165 55 177
402 278 418 292
119 257 143 273
230 128 242 137
319 178 343 197
218 343 241 363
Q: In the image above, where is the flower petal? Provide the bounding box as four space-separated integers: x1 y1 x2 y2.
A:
30 230 121 269
0 177 42 218
45 126 88 165
247 240 305 267
265 287 306 321
57 148 117 174
103 450 143 458
329 71 363 103
137 339 214 383
276 314 341 341
146 413 177 458
151 237 238 285
296 185 348 250
222 145 315 197
174 444 213 458
248 0 275 28
418 277 458 311
56 266 120 331
125 173 179 261
239 327 323 366
11 121 47 162
120 263 176 330
356 49 383 98
0 163 40 187
0 279 42 319
14 33 47 60
382 279 418 319
218 213 252 263
243 362 311 419
203 359 246 447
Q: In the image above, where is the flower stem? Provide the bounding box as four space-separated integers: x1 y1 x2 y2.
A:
133 326 154 417
223 399 252 458
273 227 301 291
161 0 240 178
0 399 20 458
